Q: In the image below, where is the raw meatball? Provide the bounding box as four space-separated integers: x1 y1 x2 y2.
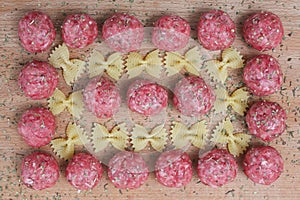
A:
197 149 238 188
155 150 192 188
102 13 144 52
243 54 283 96
21 151 59 190
243 146 284 185
152 15 190 51
243 11 284 51
246 101 286 142
62 13 98 48
108 151 149 189
18 60 58 100
18 107 56 148
197 10 236 51
173 76 215 116
83 76 121 118
66 153 103 190
18 11 56 53
127 80 168 116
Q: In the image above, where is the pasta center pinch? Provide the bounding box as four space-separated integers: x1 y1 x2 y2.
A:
49 43 85 85
211 118 251 157
51 122 88 160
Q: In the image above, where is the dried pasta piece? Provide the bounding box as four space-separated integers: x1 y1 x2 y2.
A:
88 50 123 80
206 47 243 83
49 43 85 85
91 123 129 152
211 118 251 156
214 87 249 115
126 49 162 78
165 47 200 76
131 124 167 152
170 121 208 149
51 122 88 160
48 88 84 118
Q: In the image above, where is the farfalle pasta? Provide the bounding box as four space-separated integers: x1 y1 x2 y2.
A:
91 123 129 152
211 118 251 156
51 122 88 160
88 50 124 80
206 48 243 83
125 49 162 78
131 124 167 152
164 47 200 76
214 87 249 115
170 121 208 149
49 43 85 85
48 88 84 118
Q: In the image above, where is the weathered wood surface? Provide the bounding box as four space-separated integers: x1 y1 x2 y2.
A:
0 0 299 199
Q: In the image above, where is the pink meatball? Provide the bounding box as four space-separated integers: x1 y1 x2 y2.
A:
197 10 236 51
243 11 284 51
83 76 121 118
66 153 103 190
108 151 149 189
152 15 190 51
62 13 98 48
246 101 286 142
155 150 192 188
102 13 144 52
197 149 238 188
21 152 59 190
18 60 58 100
18 107 56 148
127 80 168 116
243 146 284 185
243 54 283 96
173 76 215 116
18 11 56 53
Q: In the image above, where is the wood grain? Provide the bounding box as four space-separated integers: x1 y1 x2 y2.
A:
0 0 300 199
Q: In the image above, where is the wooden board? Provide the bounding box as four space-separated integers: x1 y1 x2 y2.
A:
0 0 300 199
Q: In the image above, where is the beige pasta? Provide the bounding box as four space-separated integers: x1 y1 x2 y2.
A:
131 124 167 152
49 43 85 85
48 88 84 118
206 47 243 83
170 121 208 149
88 50 124 80
164 47 200 76
211 118 251 156
91 123 129 152
51 122 88 160
126 49 162 78
214 87 249 115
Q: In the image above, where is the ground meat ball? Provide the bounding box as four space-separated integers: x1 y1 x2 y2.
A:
243 11 284 51
197 10 236 51
21 151 59 190
18 107 56 148
155 150 192 188
246 101 286 142
108 151 149 189
102 13 144 52
243 54 283 96
173 76 215 117
18 11 56 53
18 60 58 100
127 80 168 116
62 13 98 49
197 149 238 188
152 15 191 51
243 146 284 185
66 153 103 191
83 76 121 118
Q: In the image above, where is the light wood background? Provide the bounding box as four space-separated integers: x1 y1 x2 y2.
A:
0 0 300 199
